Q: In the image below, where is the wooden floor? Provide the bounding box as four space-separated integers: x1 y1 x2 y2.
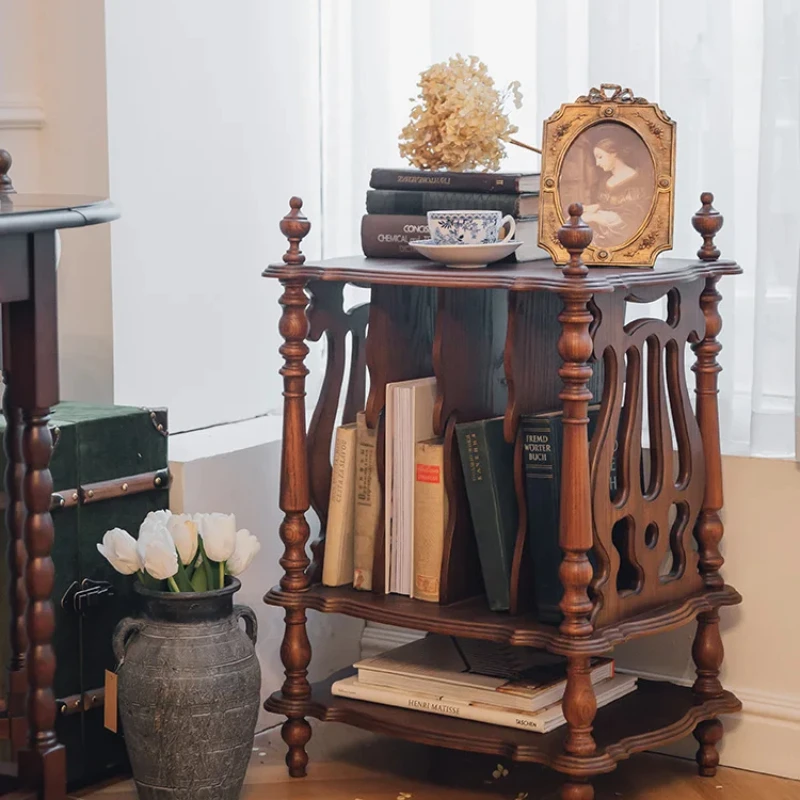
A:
78 721 800 800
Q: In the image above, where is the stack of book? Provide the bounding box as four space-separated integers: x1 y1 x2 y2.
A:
332 635 638 732
323 380 446 604
361 168 547 261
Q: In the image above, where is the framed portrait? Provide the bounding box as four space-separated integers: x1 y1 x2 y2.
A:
537 85 676 268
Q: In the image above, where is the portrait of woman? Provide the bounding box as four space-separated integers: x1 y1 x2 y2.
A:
559 123 656 248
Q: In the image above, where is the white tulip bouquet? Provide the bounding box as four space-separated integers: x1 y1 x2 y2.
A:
97 510 261 592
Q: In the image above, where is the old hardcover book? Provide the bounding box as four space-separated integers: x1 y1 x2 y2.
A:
413 439 447 603
332 672 637 733
355 634 614 713
521 406 602 622
369 167 541 195
361 214 430 258
0 401 169 785
322 423 358 587
455 417 517 611
366 189 539 218
385 377 437 596
353 412 381 591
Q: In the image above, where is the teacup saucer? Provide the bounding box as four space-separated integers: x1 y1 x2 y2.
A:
409 239 523 269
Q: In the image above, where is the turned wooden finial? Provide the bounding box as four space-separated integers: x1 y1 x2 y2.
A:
279 196 311 265
0 149 15 194
692 192 723 261
558 203 593 277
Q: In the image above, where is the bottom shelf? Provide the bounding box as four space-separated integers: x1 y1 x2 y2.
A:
265 669 741 777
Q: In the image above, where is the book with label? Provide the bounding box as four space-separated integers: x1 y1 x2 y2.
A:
413 439 447 603
353 412 381 591
384 377 437 596
331 672 638 733
521 405 606 622
361 215 549 261
369 168 541 195
354 634 614 713
455 416 517 611
321 422 358 587
366 189 539 218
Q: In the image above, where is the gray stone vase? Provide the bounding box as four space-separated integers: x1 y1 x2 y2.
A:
113 577 260 800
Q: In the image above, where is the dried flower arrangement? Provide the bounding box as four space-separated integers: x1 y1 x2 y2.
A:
399 54 524 172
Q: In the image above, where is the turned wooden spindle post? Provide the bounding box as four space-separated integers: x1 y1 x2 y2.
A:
556 205 598 799
2 378 29 752
690 192 728 777
275 197 314 777
0 149 16 194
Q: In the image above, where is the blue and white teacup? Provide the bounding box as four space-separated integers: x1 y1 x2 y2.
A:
427 210 516 245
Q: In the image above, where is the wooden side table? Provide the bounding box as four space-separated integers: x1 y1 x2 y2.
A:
0 151 119 800
262 195 742 800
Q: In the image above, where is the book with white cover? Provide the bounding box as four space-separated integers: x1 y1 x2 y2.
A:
332 672 638 733
354 634 614 713
384 377 437 596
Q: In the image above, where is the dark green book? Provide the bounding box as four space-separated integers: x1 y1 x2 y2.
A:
521 406 605 623
366 189 539 218
456 417 517 611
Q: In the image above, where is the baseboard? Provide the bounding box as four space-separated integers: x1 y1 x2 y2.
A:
359 623 800 780
0 96 45 130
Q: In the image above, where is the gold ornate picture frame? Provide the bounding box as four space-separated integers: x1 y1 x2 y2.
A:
537 84 676 268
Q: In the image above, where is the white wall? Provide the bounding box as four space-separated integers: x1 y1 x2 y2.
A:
36 0 113 403
103 0 324 432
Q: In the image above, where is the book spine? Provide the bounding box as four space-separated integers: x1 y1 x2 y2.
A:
522 416 562 622
331 678 547 732
361 214 430 258
370 168 524 194
524 407 602 623
322 424 358 587
366 190 523 217
455 423 511 611
353 413 381 591
413 441 447 603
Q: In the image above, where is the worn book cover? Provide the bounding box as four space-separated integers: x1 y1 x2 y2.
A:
353 412 381 591
366 189 539 218
333 672 637 733
455 417 517 611
369 167 541 195
322 423 358 587
413 439 447 603
355 634 614 713
521 405 603 622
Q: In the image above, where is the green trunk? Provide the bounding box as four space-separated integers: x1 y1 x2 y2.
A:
0 401 169 789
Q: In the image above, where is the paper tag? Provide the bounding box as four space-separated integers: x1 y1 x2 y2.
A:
104 669 118 733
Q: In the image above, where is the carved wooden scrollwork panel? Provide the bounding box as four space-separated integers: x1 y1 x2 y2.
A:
589 281 706 627
305 280 369 582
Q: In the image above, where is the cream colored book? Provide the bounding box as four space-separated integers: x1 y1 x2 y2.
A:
322 423 358 587
332 672 638 733
413 439 447 602
355 635 614 713
353 412 380 591
384 377 437 596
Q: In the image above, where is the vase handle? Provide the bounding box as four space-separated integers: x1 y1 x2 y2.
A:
234 605 258 645
112 617 144 665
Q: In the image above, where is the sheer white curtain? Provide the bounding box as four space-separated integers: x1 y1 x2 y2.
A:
317 0 799 459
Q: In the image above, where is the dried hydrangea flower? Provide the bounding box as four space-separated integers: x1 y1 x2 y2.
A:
399 54 522 172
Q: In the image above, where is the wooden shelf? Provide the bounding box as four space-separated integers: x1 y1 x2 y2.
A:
264 668 742 777
263 255 741 293
264 583 742 656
